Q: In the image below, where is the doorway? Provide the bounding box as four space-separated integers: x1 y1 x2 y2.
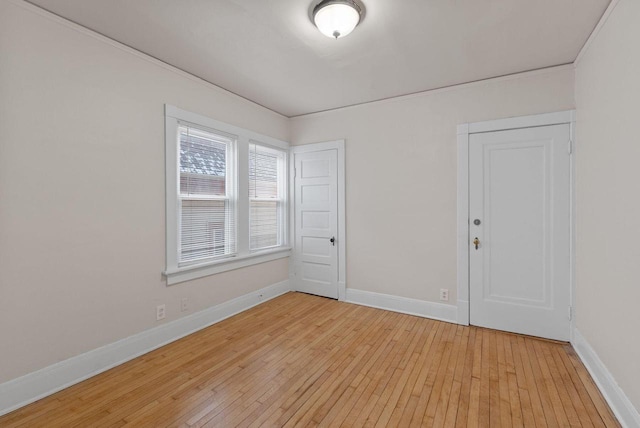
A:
290 140 346 300
457 112 575 341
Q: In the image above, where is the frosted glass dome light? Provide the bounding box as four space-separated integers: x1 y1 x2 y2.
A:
313 0 363 39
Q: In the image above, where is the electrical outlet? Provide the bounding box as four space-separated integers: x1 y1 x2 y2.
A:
180 297 188 312
439 289 449 302
156 304 166 320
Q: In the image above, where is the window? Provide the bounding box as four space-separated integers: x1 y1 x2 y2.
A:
164 105 290 285
249 143 286 251
179 125 236 264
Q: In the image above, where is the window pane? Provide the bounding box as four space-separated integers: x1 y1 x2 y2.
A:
249 143 285 251
249 146 279 199
250 201 279 250
178 124 236 265
180 126 227 196
180 199 235 263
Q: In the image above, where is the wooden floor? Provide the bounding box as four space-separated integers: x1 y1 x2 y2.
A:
0 292 619 427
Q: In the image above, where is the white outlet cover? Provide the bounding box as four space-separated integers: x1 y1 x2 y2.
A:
156 304 166 320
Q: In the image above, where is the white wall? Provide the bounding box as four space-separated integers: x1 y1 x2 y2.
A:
575 0 640 410
0 1 289 383
290 67 575 306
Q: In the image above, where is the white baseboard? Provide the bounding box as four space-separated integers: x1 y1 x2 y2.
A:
0 279 291 417
345 288 458 324
572 329 640 428
338 281 346 302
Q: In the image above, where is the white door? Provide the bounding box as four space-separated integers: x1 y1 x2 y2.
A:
293 149 339 299
469 124 571 341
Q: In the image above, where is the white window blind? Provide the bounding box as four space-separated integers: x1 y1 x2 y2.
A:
249 143 285 251
179 124 236 265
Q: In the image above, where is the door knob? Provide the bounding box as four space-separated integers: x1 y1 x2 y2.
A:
473 237 480 250
330 236 335 246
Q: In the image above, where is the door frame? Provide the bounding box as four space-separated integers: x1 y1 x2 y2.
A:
456 110 576 333
289 140 347 300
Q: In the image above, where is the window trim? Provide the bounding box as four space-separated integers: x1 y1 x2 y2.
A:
164 105 290 285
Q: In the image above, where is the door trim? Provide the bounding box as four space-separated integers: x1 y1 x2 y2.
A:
290 140 346 300
456 110 576 328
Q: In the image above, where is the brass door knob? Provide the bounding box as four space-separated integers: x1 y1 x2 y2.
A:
473 237 480 250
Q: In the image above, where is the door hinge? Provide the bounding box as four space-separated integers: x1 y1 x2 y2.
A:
568 139 573 155
294 167 297 178
568 305 572 321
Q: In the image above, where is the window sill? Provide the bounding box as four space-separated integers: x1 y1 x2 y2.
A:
163 247 291 285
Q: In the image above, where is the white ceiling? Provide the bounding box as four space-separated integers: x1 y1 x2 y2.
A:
28 0 610 117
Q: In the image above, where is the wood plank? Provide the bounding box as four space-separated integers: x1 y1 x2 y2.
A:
531 339 572 426
421 321 458 426
512 335 549 427
548 345 595 428
496 332 518 428
373 319 430 427
539 341 583 427
328 319 433 427
353 317 440 427
502 333 525 428
0 293 620 428
441 326 470 427
454 327 476 428
240 305 390 428
524 336 560 427
307 310 413 426
183 302 361 427
466 328 482 428
333 314 414 427
407 321 450 425
479 329 492 427
359 316 421 427
564 345 621 428
431 325 463 427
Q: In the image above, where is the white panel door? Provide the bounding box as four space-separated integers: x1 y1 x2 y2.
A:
294 149 338 299
469 124 571 341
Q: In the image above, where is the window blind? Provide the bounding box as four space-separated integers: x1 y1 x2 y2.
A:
179 125 236 264
249 143 285 250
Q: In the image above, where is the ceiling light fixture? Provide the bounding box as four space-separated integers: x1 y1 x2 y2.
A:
312 0 365 39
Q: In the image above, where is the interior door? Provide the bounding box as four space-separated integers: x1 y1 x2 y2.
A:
293 149 338 299
469 124 571 341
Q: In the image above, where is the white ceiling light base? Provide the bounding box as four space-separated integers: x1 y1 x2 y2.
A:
312 0 365 39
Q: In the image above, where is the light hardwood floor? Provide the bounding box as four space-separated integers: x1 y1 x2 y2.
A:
0 292 619 427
